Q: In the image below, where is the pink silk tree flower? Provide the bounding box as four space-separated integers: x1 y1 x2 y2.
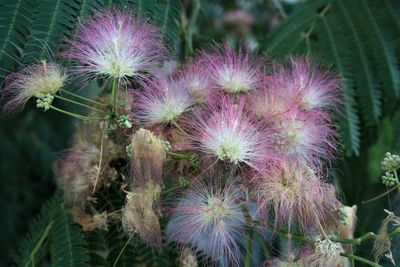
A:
64 9 166 81
273 57 341 111
2 61 66 114
192 95 270 170
133 78 193 126
253 161 338 234
198 44 264 94
166 182 246 267
271 109 338 168
176 61 212 103
247 86 296 122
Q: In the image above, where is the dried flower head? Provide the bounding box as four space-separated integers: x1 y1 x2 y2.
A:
64 9 165 80
71 207 110 232
134 78 193 126
122 181 162 247
192 96 268 169
303 239 346 267
179 247 199 267
130 128 166 186
199 44 264 94
373 209 400 265
337 204 357 239
254 161 338 233
166 182 246 267
2 61 66 114
55 126 117 207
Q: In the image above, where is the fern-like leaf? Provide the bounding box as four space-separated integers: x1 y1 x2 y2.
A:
22 0 81 62
50 203 90 267
0 0 36 78
14 194 60 267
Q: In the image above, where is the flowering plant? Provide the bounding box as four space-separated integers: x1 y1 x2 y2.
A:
3 6 400 267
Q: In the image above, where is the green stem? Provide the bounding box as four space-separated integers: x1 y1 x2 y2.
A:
162 185 182 195
112 236 131 267
254 232 270 258
271 0 287 18
331 232 376 245
172 121 190 137
49 106 97 121
167 151 191 159
244 229 254 267
349 245 355 267
54 95 104 113
362 184 400 204
24 221 53 267
340 253 383 267
111 79 119 111
59 89 106 106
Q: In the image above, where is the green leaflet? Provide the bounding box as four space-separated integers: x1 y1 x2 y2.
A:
14 193 90 267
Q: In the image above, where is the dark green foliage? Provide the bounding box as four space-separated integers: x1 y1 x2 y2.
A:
50 203 91 267
263 0 400 156
15 193 90 267
0 0 37 78
14 194 60 267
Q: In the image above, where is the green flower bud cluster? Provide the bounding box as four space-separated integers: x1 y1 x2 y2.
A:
117 114 132 129
179 176 190 188
381 152 400 171
36 94 54 111
189 153 200 166
161 140 171 151
382 171 398 187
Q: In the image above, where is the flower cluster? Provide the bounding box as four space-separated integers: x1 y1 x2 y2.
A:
2 8 346 267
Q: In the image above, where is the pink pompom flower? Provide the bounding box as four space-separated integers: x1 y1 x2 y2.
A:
270 109 338 167
192 95 270 170
64 9 166 81
176 61 212 103
198 44 264 94
2 61 66 114
133 78 193 126
273 57 341 111
253 161 338 233
166 181 246 267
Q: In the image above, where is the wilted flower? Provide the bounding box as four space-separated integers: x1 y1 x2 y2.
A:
254 161 338 233
303 239 346 267
273 57 341 111
2 61 66 114
199 44 264 94
64 9 165 80
130 128 166 186
166 182 246 267
373 209 400 265
192 96 269 169
337 204 357 239
179 247 198 267
122 181 162 247
55 132 117 207
134 78 193 126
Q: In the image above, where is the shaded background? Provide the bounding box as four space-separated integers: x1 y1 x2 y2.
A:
1 0 400 266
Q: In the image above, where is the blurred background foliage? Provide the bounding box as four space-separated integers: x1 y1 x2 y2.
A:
0 0 400 266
